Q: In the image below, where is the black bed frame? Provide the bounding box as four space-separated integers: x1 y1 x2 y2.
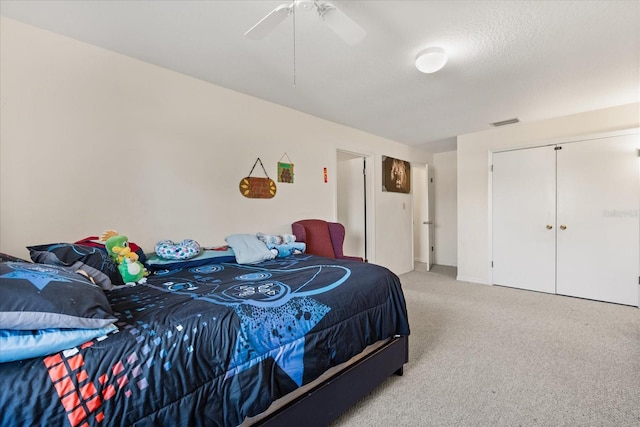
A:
256 335 409 426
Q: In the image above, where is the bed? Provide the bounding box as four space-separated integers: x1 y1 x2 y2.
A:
0 253 410 426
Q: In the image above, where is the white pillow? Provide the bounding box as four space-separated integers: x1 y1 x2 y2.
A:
225 234 276 264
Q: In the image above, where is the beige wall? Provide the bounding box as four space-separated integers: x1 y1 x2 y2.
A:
457 103 640 283
0 17 431 274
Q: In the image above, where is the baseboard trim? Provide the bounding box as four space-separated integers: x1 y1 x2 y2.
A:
456 275 490 285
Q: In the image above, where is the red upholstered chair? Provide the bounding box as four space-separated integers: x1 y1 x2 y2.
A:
292 219 363 262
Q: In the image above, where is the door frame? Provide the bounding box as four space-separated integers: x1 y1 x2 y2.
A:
335 148 375 263
488 128 640 299
412 163 434 270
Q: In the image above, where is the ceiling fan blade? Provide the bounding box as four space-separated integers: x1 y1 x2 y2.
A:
244 4 292 40
319 2 366 46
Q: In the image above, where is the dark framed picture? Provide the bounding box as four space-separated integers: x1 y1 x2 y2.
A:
382 156 410 193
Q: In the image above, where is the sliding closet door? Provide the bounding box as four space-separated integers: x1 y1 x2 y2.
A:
556 135 640 306
492 146 556 293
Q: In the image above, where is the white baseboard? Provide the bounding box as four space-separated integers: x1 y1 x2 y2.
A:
456 275 490 285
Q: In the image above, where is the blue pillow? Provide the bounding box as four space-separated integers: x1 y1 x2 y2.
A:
0 253 30 263
0 261 117 330
145 246 236 271
0 324 117 363
28 243 123 290
225 234 275 264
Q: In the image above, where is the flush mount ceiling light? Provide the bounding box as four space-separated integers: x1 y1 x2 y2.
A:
415 47 448 74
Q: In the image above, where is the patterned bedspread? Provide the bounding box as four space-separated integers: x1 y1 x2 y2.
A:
0 254 410 426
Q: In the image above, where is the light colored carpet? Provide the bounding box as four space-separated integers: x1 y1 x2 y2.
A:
331 264 640 426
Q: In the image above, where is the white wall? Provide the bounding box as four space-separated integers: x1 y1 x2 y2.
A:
457 103 640 283
433 151 457 267
376 183 414 272
0 17 431 274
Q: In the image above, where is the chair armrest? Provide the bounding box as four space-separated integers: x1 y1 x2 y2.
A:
292 223 306 243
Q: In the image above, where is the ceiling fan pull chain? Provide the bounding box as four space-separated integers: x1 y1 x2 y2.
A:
292 2 296 87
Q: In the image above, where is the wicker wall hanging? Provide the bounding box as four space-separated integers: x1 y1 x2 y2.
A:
239 158 277 199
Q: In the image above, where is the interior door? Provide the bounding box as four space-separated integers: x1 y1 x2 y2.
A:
412 165 433 270
556 134 640 305
426 165 435 269
492 146 556 293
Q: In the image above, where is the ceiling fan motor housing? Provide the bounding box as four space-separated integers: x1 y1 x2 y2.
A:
296 1 316 12
245 1 364 46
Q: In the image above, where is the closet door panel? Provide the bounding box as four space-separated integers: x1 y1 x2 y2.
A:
492 146 556 293
556 134 639 306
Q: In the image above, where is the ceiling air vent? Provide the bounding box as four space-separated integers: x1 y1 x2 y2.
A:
491 118 520 127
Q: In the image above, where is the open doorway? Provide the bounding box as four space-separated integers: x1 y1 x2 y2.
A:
336 150 373 262
412 164 434 270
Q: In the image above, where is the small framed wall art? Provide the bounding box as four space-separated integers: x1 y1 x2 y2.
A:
382 156 411 193
277 153 294 184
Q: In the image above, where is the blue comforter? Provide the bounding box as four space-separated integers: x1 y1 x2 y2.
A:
0 254 410 426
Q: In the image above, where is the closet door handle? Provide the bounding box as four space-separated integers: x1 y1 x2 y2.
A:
546 225 553 230
559 225 567 230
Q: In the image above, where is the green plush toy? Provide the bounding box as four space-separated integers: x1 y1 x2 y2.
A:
117 256 146 284
101 230 146 284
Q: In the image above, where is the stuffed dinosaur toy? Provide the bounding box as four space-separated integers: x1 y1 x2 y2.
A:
100 230 147 284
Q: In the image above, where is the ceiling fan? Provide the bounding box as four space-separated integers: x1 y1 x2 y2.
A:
244 1 366 46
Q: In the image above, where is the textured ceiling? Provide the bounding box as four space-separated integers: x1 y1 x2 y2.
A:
1 0 638 152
